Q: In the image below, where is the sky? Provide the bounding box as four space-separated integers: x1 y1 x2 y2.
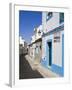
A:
19 10 42 44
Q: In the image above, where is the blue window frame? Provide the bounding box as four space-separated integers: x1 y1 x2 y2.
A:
59 13 64 23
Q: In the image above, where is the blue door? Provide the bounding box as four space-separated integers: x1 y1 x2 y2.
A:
48 41 52 66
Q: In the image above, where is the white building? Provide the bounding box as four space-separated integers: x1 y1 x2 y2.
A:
19 36 28 54
41 12 64 76
34 25 43 40
19 36 25 47
31 25 42 43
29 25 42 63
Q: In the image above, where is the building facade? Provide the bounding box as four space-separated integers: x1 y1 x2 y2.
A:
41 12 64 76
28 25 42 64
19 36 28 55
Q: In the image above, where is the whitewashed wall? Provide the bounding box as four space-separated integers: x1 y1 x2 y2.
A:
42 12 47 33
32 44 36 61
35 25 42 40
46 13 59 32
42 12 60 33
31 35 35 43
42 30 63 67
42 37 46 59
53 32 62 67
31 25 42 43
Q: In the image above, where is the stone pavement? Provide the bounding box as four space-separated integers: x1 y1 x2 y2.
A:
25 55 60 78
19 54 43 79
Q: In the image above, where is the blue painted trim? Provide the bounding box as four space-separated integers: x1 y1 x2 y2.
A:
41 39 52 68
51 64 64 76
41 33 64 76
41 58 48 68
46 41 49 67
50 34 64 76
46 39 52 67
42 24 64 37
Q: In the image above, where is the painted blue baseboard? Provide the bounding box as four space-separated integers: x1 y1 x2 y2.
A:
51 64 64 76
41 59 64 76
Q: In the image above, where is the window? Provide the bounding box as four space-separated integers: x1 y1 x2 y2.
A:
60 13 64 23
46 12 53 21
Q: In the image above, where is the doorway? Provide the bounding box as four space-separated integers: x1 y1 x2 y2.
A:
48 41 52 66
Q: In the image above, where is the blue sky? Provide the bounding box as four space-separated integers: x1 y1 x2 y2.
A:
19 10 42 44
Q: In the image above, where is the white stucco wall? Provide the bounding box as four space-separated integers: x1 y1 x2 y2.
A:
42 30 64 67
32 44 36 60
53 32 62 67
35 25 42 40
31 35 35 43
42 11 64 67
31 25 42 43
46 13 59 32
42 12 47 33
42 12 60 33
42 37 46 59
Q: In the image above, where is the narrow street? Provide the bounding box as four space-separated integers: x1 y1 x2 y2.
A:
19 54 43 79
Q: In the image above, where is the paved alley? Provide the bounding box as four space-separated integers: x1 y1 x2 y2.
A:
19 54 43 79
